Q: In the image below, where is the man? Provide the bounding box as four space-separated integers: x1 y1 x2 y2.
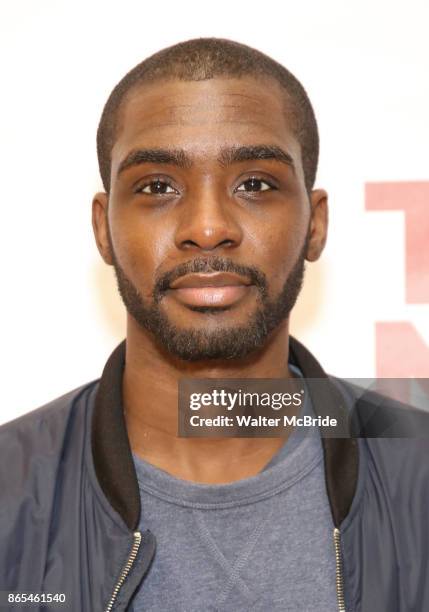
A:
1 38 428 612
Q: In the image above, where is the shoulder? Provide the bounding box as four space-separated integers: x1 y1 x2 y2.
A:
332 376 429 436
0 380 98 441
0 382 100 584
333 376 429 501
0 381 99 495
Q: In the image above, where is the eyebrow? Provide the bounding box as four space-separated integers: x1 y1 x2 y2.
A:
116 144 295 177
218 145 295 169
117 149 192 175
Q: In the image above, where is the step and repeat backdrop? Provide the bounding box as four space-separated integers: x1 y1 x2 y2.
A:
1 0 428 423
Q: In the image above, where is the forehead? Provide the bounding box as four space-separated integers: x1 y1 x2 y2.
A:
111 76 301 173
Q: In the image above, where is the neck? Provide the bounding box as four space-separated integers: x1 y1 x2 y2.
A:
123 316 297 484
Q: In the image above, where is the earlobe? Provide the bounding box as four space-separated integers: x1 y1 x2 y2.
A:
306 189 328 262
92 192 114 265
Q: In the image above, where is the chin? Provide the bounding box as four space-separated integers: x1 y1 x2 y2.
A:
144 310 272 362
162 303 258 331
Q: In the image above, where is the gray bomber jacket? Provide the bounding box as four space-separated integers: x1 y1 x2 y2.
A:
1 337 429 612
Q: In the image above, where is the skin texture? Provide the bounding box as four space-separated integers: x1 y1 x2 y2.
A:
92 76 328 483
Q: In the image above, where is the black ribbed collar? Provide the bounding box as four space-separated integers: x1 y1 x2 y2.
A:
92 337 358 530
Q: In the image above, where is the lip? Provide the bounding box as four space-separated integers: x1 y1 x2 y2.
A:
169 272 252 290
168 272 253 308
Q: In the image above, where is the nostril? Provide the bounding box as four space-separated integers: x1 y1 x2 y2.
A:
181 240 236 252
181 240 200 249
180 238 236 251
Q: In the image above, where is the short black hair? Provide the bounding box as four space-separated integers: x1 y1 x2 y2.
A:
97 38 319 193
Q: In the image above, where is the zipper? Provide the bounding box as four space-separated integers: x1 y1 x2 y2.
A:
104 531 143 612
105 525 345 611
333 527 346 612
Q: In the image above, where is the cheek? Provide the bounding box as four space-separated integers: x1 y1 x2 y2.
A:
108 214 173 295
248 212 308 285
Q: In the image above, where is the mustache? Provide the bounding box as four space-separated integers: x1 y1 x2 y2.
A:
154 257 268 298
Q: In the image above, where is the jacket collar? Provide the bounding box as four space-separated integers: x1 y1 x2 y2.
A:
92 337 358 530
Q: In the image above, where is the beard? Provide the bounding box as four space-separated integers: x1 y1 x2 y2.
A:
109 235 308 362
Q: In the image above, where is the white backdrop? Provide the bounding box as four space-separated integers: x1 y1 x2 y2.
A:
1 0 428 424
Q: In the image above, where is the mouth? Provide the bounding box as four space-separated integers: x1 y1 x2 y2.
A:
167 272 254 308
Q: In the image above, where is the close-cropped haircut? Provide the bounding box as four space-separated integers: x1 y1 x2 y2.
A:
97 38 319 193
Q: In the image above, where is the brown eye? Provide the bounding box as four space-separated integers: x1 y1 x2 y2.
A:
139 180 177 195
235 177 273 193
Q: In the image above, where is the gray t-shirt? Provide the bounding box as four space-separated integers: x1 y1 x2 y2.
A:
131 371 337 611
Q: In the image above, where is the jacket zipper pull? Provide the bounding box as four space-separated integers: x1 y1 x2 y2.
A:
333 527 346 612
105 531 143 612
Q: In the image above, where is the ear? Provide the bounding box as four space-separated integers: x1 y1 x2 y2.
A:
306 189 328 262
92 192 114 265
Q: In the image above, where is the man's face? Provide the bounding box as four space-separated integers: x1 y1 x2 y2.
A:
93 76 327 361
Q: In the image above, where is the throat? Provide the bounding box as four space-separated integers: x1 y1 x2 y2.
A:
129 432 289 484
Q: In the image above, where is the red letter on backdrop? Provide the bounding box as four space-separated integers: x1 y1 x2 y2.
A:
366 182 429 304
366 182 429 377
375 322 429 377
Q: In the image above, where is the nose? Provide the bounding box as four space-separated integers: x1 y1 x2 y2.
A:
174 185 243 252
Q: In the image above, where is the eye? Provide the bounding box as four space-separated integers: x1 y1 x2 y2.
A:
235 177 275 193
136 179 178 195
